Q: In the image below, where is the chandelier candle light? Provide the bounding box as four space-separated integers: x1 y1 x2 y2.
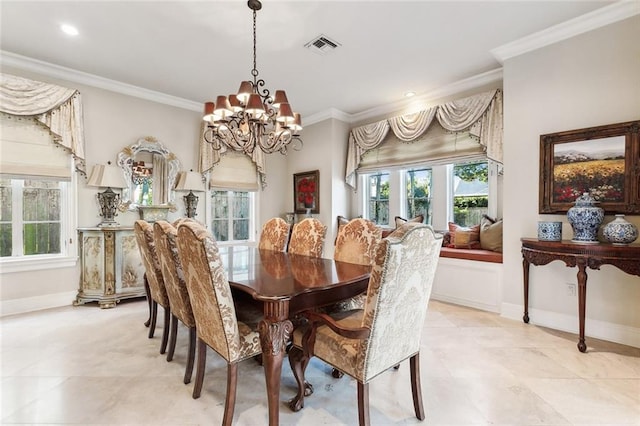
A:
202 0 303 155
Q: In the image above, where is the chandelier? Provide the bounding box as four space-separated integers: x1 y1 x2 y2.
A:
202 0 303 155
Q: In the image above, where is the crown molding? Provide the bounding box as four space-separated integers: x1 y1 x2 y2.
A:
304 108 352 126
491 0 639 64
0 50 202 112
347 68 503 125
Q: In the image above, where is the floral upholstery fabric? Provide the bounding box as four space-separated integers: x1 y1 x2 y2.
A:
153 220 195 328
258 217 290 252
329 218 382 311
288 218 327 258
295 222 442 383
334 218 382 266
134 220 169 308
176 221 261 363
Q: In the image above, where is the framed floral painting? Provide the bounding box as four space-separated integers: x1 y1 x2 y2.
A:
539 120 640 214
293 170 320 214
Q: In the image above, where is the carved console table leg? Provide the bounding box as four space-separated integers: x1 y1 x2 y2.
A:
522 256 531 323
258 301 293 426
576 261 588 353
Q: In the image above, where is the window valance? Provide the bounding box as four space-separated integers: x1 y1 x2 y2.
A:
0 73 86 175
346 89 502 188
199 122 266 189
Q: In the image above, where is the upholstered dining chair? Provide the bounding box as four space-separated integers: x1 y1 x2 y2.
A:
331 217 382 311
258 217 291 252
288 217 327 258
134 220 171 354
153 220 197 384
288 222 443 425
176 221 263 425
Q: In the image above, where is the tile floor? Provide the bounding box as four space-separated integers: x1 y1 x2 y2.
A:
1 299 639 425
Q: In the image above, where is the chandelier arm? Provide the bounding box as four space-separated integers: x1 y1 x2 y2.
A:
202 0 302 158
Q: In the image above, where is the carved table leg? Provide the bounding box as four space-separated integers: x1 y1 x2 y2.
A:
522 256 530 323
576 261 588 353
258 301 293 426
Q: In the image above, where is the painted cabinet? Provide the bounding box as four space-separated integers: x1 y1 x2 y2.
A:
74 227 146 308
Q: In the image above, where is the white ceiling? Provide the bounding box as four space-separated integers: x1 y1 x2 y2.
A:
0 1 627 123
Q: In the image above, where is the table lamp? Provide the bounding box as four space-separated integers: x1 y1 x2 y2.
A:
87 163 128 227
174 171 205 218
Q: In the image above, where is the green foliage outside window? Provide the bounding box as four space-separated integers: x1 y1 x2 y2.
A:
406 169 431 223
453 162 489 226
368 173 389 225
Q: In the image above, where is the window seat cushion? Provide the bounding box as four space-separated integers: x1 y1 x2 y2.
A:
439 247 503 263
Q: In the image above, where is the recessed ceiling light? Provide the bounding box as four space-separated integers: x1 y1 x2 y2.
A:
404 91 416 98
60 24 79 36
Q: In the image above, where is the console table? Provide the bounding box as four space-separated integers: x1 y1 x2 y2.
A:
74 227 146 308
521 238 640 352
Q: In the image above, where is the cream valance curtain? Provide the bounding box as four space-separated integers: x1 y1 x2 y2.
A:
345 89 502 188
199 122 266 189
0 73 86 175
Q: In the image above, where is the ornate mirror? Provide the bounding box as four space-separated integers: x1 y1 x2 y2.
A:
117 136 181 211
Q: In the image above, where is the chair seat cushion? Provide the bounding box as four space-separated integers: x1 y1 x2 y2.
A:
293 309 365 380
236 321 262 362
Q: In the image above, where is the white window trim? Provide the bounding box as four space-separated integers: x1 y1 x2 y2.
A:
206 189 257 246
0 168 78 274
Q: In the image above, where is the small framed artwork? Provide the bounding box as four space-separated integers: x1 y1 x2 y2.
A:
293 170 320 214
539 120 640 214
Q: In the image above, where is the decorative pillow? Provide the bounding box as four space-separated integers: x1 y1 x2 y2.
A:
480 215 503 252
394 215 424 228
447 222 480 249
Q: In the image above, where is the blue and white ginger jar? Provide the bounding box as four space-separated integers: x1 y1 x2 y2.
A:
567 193 604 243
603 214 638 245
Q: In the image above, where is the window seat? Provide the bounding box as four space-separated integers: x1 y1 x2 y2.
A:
439 247 502 263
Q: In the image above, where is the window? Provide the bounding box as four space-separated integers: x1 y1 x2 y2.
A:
406 168 432 224
452 161 489 226
359 159 497 231
367 172 389 225
0 178 66 258
210 190 254 243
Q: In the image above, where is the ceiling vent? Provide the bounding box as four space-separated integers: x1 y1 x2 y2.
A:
304 34 341 55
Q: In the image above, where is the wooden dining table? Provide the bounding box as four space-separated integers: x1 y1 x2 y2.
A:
218 246 371 426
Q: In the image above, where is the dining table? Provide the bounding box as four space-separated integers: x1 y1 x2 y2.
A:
218 246 371 426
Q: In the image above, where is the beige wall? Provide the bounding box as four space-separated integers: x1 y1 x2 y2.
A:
502 16 640 345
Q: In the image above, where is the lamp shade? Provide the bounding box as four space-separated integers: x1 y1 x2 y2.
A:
87 164 127 189
174 171 205 192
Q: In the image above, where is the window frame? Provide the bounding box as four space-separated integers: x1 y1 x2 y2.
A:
359 158 499 231
208 189 256 245
364 171 390 226
0 174 77 273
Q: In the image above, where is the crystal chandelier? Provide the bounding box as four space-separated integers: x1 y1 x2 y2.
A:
202 0 303 155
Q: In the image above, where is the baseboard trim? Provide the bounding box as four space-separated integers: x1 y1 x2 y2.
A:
501 302 640 349
1 291 77 317
431 294 500 313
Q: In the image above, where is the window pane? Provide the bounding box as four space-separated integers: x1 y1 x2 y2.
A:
23 222 61 255
211 191 229 219
0 223 12 257
453 162 488 226
0 179 11 221
406 168 432 224
233 218 249 240
367 173 389 225
212 219 229 242
23 181 60 221
233 192 249 219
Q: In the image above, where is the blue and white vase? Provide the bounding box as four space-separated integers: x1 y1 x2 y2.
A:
603 214 638 245
566 193 604 243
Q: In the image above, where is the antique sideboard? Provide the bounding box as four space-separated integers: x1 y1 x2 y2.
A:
74 227 146 308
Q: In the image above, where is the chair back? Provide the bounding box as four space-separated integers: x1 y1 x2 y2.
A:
176 221 253 363
153 220 195 328
288 218 327 257
358 222 442 381
334 218 382 266
134 220 169 308
258 217 290 251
